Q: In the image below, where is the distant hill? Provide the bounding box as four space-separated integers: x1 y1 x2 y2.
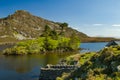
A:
0 10 118 43
0 10 89 43
81 37 119 42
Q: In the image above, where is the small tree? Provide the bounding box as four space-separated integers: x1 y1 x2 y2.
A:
69 32 80 50
59 23 68 36
49 30 58 40
41 25 51 37
60 22 68 31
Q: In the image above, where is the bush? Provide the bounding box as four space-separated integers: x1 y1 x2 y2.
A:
3 36 80 55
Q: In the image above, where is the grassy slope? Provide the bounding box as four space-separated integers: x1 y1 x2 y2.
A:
58 46 120 80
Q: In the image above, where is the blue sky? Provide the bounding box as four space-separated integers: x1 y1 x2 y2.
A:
1 0 120 38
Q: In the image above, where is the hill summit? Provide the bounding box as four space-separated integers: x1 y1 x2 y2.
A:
0 10 88 42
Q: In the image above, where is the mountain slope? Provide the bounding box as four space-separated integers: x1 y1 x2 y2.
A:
0 10 117 43
0 10 88 43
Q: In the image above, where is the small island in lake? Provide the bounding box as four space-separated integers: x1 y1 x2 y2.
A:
3 24 80 55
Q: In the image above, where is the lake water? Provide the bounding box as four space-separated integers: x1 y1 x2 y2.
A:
0 53 75 80
80 42 108 52
0 42 107 80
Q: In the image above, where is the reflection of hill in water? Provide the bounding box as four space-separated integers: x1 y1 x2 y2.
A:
0 53 75 74
0 55 45 73
0 44 14 51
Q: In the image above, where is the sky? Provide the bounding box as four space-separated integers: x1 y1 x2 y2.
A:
1 0 120 38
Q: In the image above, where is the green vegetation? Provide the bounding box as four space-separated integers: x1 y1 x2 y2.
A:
57 46 120 80
65 52 95 65
3 25 80 55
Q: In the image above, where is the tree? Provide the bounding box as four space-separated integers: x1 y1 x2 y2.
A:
41 25 51 37
49 30 58 40
59 23 68 36
60 22 68 31
69 32 80 50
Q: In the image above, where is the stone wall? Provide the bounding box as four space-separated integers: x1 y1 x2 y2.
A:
39 68 74 80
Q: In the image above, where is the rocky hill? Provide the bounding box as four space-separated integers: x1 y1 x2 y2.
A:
0 10 88 43
0 10 118 43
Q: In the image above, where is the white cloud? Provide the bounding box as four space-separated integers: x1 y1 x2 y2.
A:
93 24 103 26
77 23 120 38
112 24 120 27
73 27 79 30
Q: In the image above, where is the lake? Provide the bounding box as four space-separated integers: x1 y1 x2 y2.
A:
0 42 107 80
0 53 76 80
80 42 108 52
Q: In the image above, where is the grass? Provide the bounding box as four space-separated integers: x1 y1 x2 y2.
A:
58 46 120 80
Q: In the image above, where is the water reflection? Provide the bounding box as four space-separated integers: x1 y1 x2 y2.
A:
0 42 108 80
0 52 76 80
